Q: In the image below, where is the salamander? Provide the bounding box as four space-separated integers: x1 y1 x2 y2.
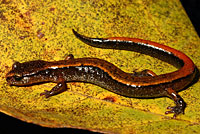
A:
6 29 197 118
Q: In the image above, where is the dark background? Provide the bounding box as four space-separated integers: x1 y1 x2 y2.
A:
1 0 199 133
181 0 200 36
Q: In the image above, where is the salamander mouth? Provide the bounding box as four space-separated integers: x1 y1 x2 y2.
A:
6 76 23 85
6 76 14 85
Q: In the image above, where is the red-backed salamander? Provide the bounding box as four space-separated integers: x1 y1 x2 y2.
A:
6 29 197 118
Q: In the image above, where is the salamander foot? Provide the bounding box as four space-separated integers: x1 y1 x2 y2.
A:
165 88 186 118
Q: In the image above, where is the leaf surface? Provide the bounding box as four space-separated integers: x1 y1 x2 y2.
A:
0 0 200 133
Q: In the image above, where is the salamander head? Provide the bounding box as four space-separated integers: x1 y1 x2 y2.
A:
6 60 48 86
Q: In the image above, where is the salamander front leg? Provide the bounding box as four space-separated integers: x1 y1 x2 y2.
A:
65 54 74 60
40 81 69 98
165 88 186 118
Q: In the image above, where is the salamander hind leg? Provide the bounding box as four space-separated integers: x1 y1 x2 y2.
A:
40 81 69 98
165 88 186 118
131 70 186 118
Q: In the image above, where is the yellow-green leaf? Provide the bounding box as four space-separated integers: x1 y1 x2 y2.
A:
0 0 200 133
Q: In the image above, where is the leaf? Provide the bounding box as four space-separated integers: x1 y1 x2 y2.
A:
0 0 200 133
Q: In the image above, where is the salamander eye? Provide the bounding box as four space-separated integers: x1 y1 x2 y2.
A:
12 62 20 69
14 76 22 81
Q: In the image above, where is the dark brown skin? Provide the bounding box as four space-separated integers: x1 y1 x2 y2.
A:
6 29 197 118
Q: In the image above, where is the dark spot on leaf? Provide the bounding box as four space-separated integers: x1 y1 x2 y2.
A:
19 36 29 39
50 7 55 11
37 30 45 39
1 0 10 4
103 96 116 102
